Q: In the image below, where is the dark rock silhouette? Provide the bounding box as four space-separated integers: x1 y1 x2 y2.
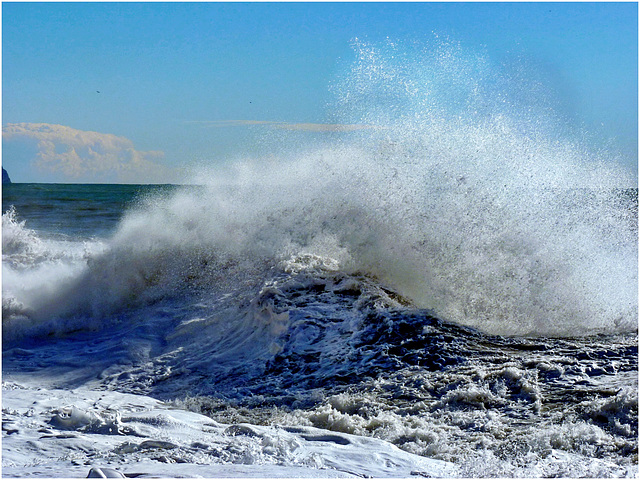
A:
2 168 11 184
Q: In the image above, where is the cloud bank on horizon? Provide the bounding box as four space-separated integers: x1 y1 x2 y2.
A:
2 121 382 183
2 123 175 184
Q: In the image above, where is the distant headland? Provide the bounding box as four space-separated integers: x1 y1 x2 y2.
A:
3 168 11 184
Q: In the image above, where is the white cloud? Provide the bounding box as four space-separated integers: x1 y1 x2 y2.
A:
192 120 277 127
273 122 381 132
191 120 381 132
2 123 174 183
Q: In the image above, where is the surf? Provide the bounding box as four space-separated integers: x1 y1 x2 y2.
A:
2 37 637 342
2 37 638 479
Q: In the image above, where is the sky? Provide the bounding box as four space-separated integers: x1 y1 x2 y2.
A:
2 2 638 184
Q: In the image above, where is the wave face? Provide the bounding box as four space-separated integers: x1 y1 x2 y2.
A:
2 38 638 476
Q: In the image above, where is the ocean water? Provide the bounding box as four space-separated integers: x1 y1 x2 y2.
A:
2 39 638 477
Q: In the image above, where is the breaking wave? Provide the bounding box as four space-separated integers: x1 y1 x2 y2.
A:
2 37 637 342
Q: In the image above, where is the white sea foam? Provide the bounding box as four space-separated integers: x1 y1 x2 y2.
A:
2 382 456 478
2 207 108 338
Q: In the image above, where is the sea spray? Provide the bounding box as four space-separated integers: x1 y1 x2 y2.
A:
2 37 636 339
2 36 637 478
106 35 636 336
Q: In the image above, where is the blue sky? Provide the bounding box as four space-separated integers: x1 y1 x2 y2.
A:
2 2 637 183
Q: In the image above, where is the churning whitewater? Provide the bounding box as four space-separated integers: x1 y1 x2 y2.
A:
3 39 638 478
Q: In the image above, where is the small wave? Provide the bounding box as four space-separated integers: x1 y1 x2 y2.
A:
2 207 108 340
2 206 45 263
